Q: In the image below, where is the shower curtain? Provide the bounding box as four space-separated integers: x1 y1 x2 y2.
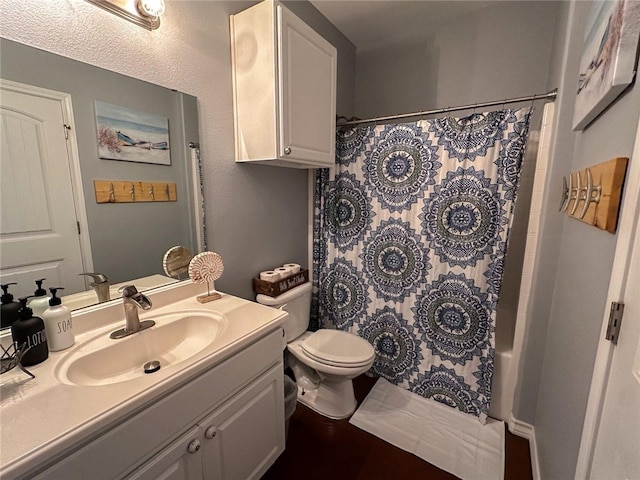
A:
312 108 532 421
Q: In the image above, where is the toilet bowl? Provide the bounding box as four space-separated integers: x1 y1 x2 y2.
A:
257 282 375 419
288 329 375 419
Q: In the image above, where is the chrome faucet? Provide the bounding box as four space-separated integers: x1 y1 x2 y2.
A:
79 272 110 303
110 285 155 339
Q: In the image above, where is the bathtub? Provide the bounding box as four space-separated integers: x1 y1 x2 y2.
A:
489 348 512 421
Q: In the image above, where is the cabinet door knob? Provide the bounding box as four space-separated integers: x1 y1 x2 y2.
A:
284 147 292 155
187 439 201 454
205 426 218 439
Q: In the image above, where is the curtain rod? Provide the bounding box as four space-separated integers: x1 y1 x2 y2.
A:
337 88 558 127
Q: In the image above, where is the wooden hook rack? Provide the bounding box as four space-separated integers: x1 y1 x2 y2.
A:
560 157 628 233
94 180 177 204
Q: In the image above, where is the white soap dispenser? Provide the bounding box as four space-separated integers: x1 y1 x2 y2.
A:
42 287 74 351
27 278 51 318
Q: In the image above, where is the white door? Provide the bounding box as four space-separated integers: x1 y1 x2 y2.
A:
576 121 640 479
0 82 87 297
589 229 640 478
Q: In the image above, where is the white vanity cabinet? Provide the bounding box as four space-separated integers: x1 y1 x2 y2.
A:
33 329 285 480
126 427 204 480
200 365 283 480
127 365 283 480
230 0 337 168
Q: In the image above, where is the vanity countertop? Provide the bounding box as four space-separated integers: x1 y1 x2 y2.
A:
0 282 286 479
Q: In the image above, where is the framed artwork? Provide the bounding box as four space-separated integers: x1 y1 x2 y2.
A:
573 0 640 130
95 101 171 165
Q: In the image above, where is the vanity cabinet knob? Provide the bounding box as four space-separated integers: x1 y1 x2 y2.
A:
205 426 218 439
187 439 201 453
284 147 292 155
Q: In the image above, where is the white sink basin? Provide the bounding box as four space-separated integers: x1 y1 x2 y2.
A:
55 310 228 386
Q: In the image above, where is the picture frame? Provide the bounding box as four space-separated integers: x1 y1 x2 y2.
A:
95 101 171 165
573 0 640 131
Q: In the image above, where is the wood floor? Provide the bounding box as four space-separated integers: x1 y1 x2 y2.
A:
262 375 533 480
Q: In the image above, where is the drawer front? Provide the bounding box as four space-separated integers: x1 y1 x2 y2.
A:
33 328 283 480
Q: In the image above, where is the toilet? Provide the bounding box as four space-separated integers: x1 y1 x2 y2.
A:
257 282 375 419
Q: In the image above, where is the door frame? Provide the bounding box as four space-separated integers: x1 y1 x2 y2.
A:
0 79 94 277
574 117 640 478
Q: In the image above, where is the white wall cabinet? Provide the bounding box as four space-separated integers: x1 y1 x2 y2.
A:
231 0 337 169
35 329 285 480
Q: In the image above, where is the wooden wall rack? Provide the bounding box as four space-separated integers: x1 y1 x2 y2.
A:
94 180 177 203
560 157 628 233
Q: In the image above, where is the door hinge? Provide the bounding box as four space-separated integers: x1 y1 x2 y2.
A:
63 124 71 139
605 301 624 345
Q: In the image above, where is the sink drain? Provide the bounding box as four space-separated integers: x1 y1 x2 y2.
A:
143 360 161 374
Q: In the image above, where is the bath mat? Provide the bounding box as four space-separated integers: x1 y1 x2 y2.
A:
350 378 505 480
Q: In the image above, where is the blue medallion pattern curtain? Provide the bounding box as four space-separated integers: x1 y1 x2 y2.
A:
311 108 532 421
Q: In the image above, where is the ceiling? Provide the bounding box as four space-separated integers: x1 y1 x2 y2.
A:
309 1 499 52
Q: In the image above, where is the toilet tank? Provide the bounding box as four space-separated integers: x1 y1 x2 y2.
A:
256 282 312 342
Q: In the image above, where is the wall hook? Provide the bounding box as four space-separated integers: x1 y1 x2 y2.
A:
149 184 155 201
109 183 115 203
129 183 135 201
569 171 582 215
560 175 570 212
578 168 602 219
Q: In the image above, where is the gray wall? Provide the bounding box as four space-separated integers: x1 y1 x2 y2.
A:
1 39 198 285
515 1 640 477
354 2 560 118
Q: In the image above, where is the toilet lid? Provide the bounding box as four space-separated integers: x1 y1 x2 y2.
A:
301 330 374 366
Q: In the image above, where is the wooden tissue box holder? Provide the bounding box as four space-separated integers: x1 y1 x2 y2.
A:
252 269 309 297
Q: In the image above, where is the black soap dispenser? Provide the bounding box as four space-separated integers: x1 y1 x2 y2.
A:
1 283 21 328
11 297 49 366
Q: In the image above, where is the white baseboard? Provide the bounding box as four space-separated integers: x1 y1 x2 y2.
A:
509 413 540 480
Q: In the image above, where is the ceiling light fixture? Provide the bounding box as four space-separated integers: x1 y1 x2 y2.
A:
137 0 166 19
84 0 165 31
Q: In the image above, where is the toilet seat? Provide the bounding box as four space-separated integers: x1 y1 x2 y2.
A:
300 330 374 368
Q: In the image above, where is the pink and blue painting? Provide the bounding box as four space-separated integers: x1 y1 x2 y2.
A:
95 101 171 165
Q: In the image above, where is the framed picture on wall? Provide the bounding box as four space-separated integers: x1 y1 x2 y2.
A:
95 101 171 165
573 0 640 131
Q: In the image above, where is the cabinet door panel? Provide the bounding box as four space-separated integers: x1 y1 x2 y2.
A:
126 427 203 480
278 4 337 166
201 365 284 480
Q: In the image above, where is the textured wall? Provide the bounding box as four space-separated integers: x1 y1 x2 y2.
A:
354 2 560 118
0 0 355 299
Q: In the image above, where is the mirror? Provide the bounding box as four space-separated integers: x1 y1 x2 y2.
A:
0 38 203 316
